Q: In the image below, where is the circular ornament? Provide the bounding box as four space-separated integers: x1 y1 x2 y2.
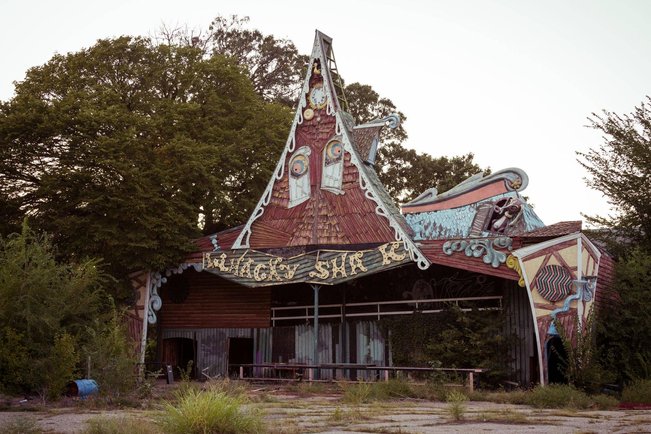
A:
290 154 309 178
535 265 573 302
303 108 315 120
325 140 343 163
308 83 327 110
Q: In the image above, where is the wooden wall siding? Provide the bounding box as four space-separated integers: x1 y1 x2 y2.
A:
503 283 537 386
159 270 270 329
161 322 384 380
595 252 617 307
162 328 255 379
419 240 522 281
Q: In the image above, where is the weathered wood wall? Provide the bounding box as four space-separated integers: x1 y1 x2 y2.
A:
159 270 270 329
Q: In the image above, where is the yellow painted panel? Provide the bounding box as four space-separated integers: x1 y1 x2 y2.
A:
523 255 545 282
546 256 560 266
559 245 578 268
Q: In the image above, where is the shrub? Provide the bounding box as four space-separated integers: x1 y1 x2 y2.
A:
622 379 651 404
160 387 263 434
592 394 619 410
81 310 138 398
42 332 78 400
342 382 373 404
527 384 592 409
446 390 468 421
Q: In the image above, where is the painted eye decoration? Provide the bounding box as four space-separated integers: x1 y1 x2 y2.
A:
290 154 309 178
324 141 343 165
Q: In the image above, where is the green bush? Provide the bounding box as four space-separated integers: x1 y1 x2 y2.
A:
527 384 592 409
81 310 138 398
591 394 619 410
0 222 109 398
446 390 468 421
160 387 264 434
622 379 651 404
42 332 78 400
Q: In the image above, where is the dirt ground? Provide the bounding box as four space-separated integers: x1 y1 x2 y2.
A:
1 387 650 433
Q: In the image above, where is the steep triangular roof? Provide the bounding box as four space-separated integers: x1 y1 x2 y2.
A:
232 31 428 269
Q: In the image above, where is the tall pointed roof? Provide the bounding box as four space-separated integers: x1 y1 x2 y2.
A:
231 31 428 269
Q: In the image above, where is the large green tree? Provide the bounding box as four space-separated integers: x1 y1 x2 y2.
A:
577 96 651 252
0 37 291 285
160 16 485 204
157 15 309 106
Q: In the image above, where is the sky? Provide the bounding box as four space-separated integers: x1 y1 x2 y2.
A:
2 0 650 226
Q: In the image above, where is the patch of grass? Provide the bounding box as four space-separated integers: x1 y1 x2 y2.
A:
622 379 651 404
205 378 251 397
591 394 619 410
476 408 530 424
160 387 263 434
287 381 327 396
527 384 592 409
83 416 161 434
328 405 369 424
445 390 467 421
0 415 41 434
342 382 374 404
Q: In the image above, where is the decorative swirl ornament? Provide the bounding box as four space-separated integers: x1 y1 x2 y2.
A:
442 237 513 268
506 255 526 287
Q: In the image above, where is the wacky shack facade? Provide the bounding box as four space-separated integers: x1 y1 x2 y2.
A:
127 31 615 386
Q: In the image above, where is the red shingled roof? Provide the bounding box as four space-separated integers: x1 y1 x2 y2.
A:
521 221 582 238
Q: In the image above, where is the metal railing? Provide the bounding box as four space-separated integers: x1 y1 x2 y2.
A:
271 296 502 325
232 363 486 392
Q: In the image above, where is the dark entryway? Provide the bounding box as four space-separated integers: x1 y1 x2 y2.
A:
228 337 254 377
546 335 567 384
162 337 196 379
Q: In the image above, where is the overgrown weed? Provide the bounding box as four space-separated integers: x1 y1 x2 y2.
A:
83 416 160 434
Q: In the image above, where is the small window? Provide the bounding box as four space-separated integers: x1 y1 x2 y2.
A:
321 139 344 194
288 147 311 208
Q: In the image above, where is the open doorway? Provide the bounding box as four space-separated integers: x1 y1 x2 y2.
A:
162 337 196 380
228 337 254 377
546 335 567 384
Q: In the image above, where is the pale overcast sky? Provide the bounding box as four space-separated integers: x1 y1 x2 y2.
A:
2 0 650 226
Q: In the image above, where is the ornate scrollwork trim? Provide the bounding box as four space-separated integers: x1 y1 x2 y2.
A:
442 237 513 268
506 255 526 287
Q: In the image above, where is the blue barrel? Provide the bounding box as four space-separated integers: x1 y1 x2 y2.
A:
67 379 99 398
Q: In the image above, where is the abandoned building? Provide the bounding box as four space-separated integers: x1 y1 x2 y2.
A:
128 31 614 386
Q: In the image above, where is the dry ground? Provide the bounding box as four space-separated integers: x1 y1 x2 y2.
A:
1 384 650 433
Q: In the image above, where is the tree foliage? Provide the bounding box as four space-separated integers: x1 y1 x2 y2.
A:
377 145 484 203
0 222 108 396
598 249 651 383
344 82 484 202
381 305 511 387
577 97 651 251
0 36 291 284
156 15 308 106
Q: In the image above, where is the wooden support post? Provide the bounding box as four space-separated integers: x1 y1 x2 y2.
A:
308 368 314 382
239 366 244 380
383 370 389 382
467 371 474 393
311 284 321 380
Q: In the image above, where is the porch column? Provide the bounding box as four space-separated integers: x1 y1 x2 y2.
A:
311 284 321 380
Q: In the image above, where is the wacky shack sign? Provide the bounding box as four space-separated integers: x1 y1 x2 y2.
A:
202 242 412 287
